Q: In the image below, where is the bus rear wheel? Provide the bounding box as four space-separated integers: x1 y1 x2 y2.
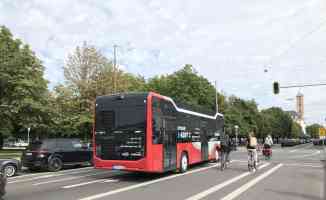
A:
180 153 188 173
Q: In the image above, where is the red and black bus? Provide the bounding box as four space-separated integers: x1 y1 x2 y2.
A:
93 92 224 173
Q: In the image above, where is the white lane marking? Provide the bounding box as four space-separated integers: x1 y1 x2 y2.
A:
289 143 313 153
184 163 270 200
221 163 283 200
78 163 224 200
33 171 109 186
62 179 119 189
292 150 320 159
9 169 96 184
9 167 93 180
284 163 323 168
103 179 119 183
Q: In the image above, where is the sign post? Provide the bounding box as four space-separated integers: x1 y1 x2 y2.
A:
27 127 31 144
234 125 239 150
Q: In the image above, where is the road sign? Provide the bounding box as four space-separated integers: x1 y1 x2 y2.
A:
319 127 326 137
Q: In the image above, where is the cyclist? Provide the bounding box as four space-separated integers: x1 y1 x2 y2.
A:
247 131 258 172
263 134 273 159
219 132 232 170
264 134 273 148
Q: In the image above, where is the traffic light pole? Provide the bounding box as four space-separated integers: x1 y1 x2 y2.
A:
273 82 326 94
280 83 326 88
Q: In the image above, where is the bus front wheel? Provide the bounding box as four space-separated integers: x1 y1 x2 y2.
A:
180 153 188 173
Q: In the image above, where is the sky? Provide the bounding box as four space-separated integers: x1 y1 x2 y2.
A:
0 0 326 124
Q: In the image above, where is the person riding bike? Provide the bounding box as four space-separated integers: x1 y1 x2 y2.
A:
247 132 258 172
219 132 232 170
263 134 273 159
264 134 273 149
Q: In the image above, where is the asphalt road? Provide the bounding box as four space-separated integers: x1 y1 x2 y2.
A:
6 143 324 200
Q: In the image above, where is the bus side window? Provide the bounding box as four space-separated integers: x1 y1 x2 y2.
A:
152 97 163 144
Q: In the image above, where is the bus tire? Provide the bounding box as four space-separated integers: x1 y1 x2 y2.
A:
180 153 188 173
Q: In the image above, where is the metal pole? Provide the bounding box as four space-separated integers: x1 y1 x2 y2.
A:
27 128 30 144
236 129 238 150
215 80 218 113
113 44 118 93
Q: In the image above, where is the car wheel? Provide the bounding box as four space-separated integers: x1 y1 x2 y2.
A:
180 153 188 173
48 157 63 172
4 164 16 177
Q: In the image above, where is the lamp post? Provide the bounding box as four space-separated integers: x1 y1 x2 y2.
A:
27 127 31 144
234 125 239 149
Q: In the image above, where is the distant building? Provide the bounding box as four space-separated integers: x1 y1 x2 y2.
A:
286 92 306 135
296 92 304 121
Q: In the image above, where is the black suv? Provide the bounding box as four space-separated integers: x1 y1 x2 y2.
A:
22 138 92 172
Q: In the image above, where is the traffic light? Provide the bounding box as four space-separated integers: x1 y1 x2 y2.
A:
273 82 279 94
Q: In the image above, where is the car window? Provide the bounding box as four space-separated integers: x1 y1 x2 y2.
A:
57 140 74 151
72 140 82 150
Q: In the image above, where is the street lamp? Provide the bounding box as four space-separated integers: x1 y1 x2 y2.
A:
234 125 239 149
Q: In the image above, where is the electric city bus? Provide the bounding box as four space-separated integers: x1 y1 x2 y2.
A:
93 92 224 173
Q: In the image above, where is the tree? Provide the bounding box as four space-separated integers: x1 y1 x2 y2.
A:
64 42 110 111
306 124 323 138
0 26 49 142
224 96 260 137
260 107 293 139
290 122 302 138
147 64 224 114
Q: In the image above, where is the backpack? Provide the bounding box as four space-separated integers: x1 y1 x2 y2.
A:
249 137 257 148
220 134 229 147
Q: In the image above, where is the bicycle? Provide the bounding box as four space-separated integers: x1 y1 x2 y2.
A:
248 149 257 172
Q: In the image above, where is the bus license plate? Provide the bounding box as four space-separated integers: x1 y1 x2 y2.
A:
112 165 125 170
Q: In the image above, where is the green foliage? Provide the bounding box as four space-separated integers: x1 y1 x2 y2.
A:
224 96 260 137
290 121 302 138
260 107 293 138
0 26 49 138
147 64 225 114
306 124 323 138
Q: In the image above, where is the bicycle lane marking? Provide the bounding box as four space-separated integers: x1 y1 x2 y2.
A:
184 163 270 200
220 163 283 200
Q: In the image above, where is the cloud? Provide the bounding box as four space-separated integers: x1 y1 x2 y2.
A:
0 0 326 124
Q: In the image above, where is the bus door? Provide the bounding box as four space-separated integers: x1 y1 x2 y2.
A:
162 118 177 171
201 130 209 161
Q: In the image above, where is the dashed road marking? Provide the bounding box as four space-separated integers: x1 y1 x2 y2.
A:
184 163 270 200
284 163 322 168
33 171 109 186
220 163 283 200
9 167 93 180
62 179 119 189
8 169 96 184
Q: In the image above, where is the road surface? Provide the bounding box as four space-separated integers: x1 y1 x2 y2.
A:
6 143 324 200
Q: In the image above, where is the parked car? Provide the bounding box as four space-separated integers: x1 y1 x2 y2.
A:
21 138 92 172
0 159 21 177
